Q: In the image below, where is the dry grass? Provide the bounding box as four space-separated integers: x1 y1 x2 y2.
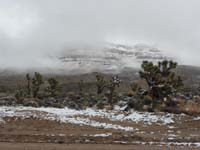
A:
177 100 200 115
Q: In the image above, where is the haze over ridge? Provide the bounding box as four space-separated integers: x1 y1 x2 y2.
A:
0 0 200 71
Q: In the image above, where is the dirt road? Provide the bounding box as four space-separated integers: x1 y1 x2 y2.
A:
0 143 199 150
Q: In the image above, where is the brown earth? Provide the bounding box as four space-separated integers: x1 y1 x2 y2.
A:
0 114 200 149
0 143 199 150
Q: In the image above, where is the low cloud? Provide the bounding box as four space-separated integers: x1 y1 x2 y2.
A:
0 0 200 71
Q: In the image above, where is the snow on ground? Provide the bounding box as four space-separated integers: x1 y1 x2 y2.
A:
132 141 200 147
34 106 175 124
0 106 175 124
0 106 135 131
0 106 181 131
0 106 200 147
90 133 112 137
194 116 200 120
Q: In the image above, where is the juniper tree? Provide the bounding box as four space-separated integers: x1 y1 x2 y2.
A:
46 78 60 97
32 72 44 98
139 60 183 109
96 74 106 94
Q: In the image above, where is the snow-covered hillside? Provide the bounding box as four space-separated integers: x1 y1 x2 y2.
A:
59 43 171 72
0 43 173 74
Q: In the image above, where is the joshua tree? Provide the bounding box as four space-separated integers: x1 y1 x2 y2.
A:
96 74 106 94
32 72 44 98
15 82 27 103
15 89 26 104
78 80 84 94
107 75 121 106
139 60 183 109
26 73 31 96
46 78 60 97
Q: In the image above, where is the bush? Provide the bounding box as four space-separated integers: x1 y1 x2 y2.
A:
96 100 105 109
125 97 141 111
130 82 141 96
143 95 152 105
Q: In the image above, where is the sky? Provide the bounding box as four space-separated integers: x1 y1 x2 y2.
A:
0 0 200 70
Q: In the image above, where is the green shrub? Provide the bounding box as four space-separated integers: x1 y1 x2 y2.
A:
143 95 152 105
130 82 141 95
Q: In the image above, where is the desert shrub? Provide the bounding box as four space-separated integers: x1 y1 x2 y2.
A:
163 99 200 115
96 100 105 109
143 95 152 105
52 103 65 108
178 100 200 115
125 97 142 111
126 91 135 97
130 82 141 95
67 91 76 98
23 99 39 107
185 101 200 114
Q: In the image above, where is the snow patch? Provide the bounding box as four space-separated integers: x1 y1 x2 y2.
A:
194 116 200 120
90 133 112 137
0 106 135 131
132 141 200 147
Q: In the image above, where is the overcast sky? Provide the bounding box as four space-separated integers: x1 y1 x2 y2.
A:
0 0 200 69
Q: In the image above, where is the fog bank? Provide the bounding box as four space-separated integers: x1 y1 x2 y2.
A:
0 0 200 71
